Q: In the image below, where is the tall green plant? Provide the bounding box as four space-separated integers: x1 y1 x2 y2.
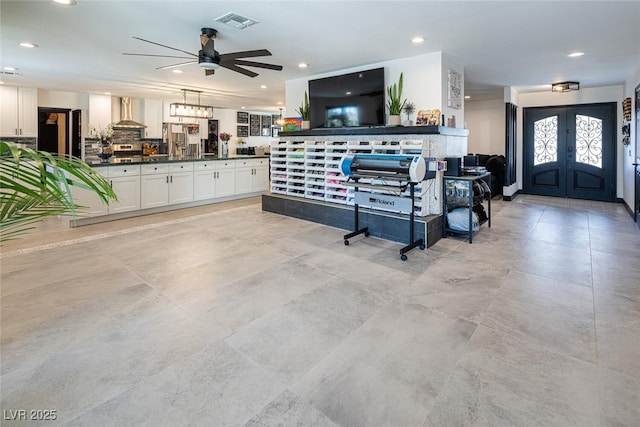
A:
296 91 310 120
386 72 407 115
0 141 117 243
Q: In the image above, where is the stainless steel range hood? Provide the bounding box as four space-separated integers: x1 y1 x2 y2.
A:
114 97 146 129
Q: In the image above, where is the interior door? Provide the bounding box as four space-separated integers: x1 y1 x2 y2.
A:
524 103 616 202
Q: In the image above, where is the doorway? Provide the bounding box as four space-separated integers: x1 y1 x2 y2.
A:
523 103 616 202
38 107 73 155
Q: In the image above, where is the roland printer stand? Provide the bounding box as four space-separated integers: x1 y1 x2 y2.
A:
340 153 428 260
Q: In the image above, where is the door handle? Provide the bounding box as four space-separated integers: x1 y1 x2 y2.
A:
568 146 573 153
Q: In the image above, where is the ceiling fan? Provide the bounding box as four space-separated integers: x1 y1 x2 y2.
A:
123 27 283 78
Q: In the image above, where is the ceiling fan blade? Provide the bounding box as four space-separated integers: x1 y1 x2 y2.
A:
231 59 283 71
157 61 198 70
123 53 195 60
219 62 259 78
205 69 216 76
132 36 197 57
218 49 272 61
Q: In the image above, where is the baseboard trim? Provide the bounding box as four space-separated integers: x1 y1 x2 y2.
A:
502 190 520 201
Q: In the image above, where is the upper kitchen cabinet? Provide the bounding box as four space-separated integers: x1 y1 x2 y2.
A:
143 99 163 139
0 86 37 137
88 94 112 135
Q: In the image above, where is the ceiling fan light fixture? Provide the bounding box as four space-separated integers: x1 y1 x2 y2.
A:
199 56 220 70
551 81 579 93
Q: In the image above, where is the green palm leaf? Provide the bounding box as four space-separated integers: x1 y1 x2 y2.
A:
0 141 117 243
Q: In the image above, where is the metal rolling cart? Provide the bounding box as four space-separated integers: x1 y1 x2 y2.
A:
442 172 492 243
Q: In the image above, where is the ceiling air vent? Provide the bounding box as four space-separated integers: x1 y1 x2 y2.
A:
214 12 259 29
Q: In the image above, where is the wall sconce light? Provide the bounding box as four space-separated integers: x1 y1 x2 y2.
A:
170 89 214 119
551 81 580 93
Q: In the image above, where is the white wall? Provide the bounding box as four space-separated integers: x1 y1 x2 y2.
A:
285 51 465 127
464 98 505 155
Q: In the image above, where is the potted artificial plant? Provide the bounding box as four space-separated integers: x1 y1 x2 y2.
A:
386 72 406 126
296 91 310 130
403 101 416 126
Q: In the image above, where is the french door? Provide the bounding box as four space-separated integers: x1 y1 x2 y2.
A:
523 103 616 202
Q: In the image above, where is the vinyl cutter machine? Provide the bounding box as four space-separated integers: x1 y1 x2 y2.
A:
339 153 429 260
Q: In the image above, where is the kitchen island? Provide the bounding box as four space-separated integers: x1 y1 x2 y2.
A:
69 155 269 226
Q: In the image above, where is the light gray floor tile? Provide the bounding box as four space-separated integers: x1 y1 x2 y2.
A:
66 342 287 427
591 249 640 302
293 299 477 427
226 276 387 385
423 325 600 427
245 389 338 427
512 239 593 287
594 288 640 378
482 270 597 363
403 254 509 323
598 366 640 427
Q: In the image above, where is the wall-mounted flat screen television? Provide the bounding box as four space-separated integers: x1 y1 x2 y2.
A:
308 67 385 129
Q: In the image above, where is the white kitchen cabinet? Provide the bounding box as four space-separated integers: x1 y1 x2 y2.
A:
215 160 236 198
107 165 141 214
70 166 110 217
0 86 37 137
88 94 112 135
143 99 163 138
168 162 194 204
235 158 269 194
193 162 216 200
140 162 193 208
141 164 170 209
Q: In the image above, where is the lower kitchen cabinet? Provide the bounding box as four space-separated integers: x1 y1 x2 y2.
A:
235 158 269 194
140 162 194 208
141 164 170 209
215 160 236 198
71 165 140 216
74 157 267 223
194 160 236 200
169 163 194 204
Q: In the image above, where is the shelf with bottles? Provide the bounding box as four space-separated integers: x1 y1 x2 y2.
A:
286 141 306 197
304 141 326 201
324 141 348 204
269 141 288 195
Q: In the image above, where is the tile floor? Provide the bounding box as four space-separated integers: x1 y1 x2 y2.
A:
1 195 639 426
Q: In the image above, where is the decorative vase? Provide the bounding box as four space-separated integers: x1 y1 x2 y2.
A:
301 120 310 130
97 139 113 159
221 141 229 157
387 115 401 126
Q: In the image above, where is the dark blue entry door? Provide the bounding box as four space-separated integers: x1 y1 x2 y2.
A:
524 103 616 202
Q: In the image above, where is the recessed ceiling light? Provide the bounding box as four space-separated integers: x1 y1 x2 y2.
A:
3 66 17 71
277 101 283 105
20 42 38 48
411 37 425 44
172 69 183 74
104 92 111 95
260 85 267 89
241 106 246 109
464 95 471 99
298 63 308 68
345 91 352 95
568 51 585 58
53 0 77 5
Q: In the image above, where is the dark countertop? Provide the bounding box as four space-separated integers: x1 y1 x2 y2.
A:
86 154 269 167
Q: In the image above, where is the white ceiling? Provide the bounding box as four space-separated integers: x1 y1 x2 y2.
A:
2 0 639 113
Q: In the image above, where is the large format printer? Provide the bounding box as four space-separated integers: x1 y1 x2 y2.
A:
339 153 432 260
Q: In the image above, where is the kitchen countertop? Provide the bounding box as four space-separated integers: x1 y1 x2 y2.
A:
86 154 270 166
